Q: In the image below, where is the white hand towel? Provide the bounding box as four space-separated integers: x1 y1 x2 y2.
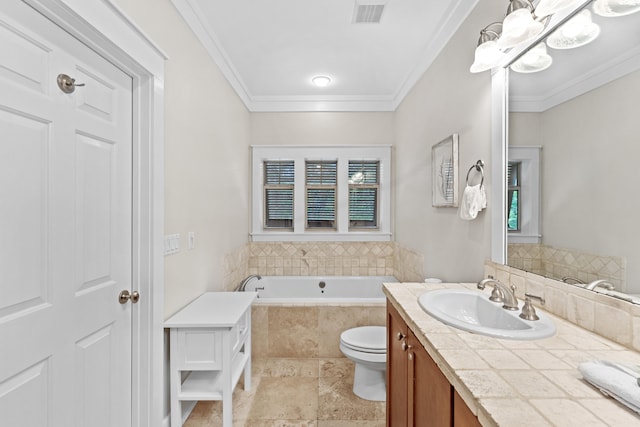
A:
459 184 487 221
579 360 640 414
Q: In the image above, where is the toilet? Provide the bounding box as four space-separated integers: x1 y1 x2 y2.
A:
339 326 387 401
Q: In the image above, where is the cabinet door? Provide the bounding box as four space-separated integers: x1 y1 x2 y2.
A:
387 302 408 427
453 390 482 427
409 329 452 427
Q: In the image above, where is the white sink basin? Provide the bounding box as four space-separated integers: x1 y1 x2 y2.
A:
418 289 556 340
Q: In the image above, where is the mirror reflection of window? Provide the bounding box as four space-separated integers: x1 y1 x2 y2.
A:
507 161 521 232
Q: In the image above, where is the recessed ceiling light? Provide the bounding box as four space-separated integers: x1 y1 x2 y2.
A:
312 76 332 87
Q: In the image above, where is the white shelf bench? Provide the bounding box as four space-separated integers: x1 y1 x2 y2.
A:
165 292 256 427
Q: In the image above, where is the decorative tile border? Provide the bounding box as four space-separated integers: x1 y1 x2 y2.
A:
223 241 425 289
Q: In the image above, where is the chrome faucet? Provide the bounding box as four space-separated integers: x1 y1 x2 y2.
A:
477 278 519 311
236 274 262 292
585 279 615 291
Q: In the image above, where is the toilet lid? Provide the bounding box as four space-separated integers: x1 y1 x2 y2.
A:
340 326 386 352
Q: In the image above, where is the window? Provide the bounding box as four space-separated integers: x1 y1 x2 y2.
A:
507 146 541 244
251 146 391 241
349 161 379 229
507 161 521 232
264 161 294 229
305 161 337 229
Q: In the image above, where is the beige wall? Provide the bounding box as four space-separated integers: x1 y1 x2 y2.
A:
250 112 394 146
114 0 506 315
114 0 251 317
393 1 504 282
511 69 640 292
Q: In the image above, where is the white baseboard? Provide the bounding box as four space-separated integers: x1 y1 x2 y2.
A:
162 401 197 427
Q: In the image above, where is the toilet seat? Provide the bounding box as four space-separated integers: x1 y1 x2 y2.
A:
340 326 386 354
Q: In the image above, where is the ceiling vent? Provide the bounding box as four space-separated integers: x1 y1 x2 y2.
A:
352 0 387 24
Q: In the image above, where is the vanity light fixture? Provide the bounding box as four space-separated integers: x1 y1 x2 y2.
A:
593 0 640 16
547 9 600 49
535 0 585 18
510 42 553 73
311 75 332 87
470 22 506 73
496 0 545 49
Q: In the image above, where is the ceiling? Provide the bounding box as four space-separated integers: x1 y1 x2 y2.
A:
170 0 479 112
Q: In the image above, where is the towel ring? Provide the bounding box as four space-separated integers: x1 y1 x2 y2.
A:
465 160 485 188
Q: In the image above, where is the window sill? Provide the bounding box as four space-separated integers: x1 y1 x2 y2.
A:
250 232 393 242
507 234 542 244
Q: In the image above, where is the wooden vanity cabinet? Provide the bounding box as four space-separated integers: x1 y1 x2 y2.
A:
387 301 409 426
387 302 481 427
454 390 482 427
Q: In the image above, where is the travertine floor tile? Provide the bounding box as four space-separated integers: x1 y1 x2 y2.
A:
319 358 354 378
318 421 385 426
183 357 383 426
248 377 319 421
244 421 317 427
253 358 319 378
317 377 385 421
184 376 260 427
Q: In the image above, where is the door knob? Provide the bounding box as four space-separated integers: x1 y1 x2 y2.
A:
119 290 140 304
57 73 85 94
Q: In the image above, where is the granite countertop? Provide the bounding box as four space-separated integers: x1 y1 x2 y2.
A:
383 282 640 427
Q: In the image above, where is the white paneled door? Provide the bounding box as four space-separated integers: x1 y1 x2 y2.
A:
0 2 133 426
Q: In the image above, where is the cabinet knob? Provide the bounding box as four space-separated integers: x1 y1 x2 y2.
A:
402 340 412 351
396 332 405 341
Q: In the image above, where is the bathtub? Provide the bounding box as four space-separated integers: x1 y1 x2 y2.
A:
246 275 398 359
241 275 397 303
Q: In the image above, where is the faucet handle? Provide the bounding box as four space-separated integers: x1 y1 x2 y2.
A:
489 286 504 302
519 297 540 321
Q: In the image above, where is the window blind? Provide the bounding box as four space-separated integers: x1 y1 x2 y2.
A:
349 161 379 228
305 161 337 228
264 161 294 229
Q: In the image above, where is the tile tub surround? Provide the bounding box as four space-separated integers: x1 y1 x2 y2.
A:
247 242 396 278
384 282 640 427
251 303 386 359
223 241 425 290
486 261 640 352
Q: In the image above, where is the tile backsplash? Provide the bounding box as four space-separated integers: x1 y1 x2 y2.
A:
485 260 640 352
508 243 626 290
222 241 425 290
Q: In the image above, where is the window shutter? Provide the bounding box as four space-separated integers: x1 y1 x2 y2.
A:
305 161 337 228
264 161 294 229
349 161 379 229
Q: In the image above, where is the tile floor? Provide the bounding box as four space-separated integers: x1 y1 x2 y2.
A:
183 357 386 427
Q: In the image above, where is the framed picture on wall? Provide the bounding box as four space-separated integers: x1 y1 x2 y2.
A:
432 133 459 207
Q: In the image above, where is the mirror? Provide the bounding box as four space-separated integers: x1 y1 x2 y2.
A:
505 1 640 296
